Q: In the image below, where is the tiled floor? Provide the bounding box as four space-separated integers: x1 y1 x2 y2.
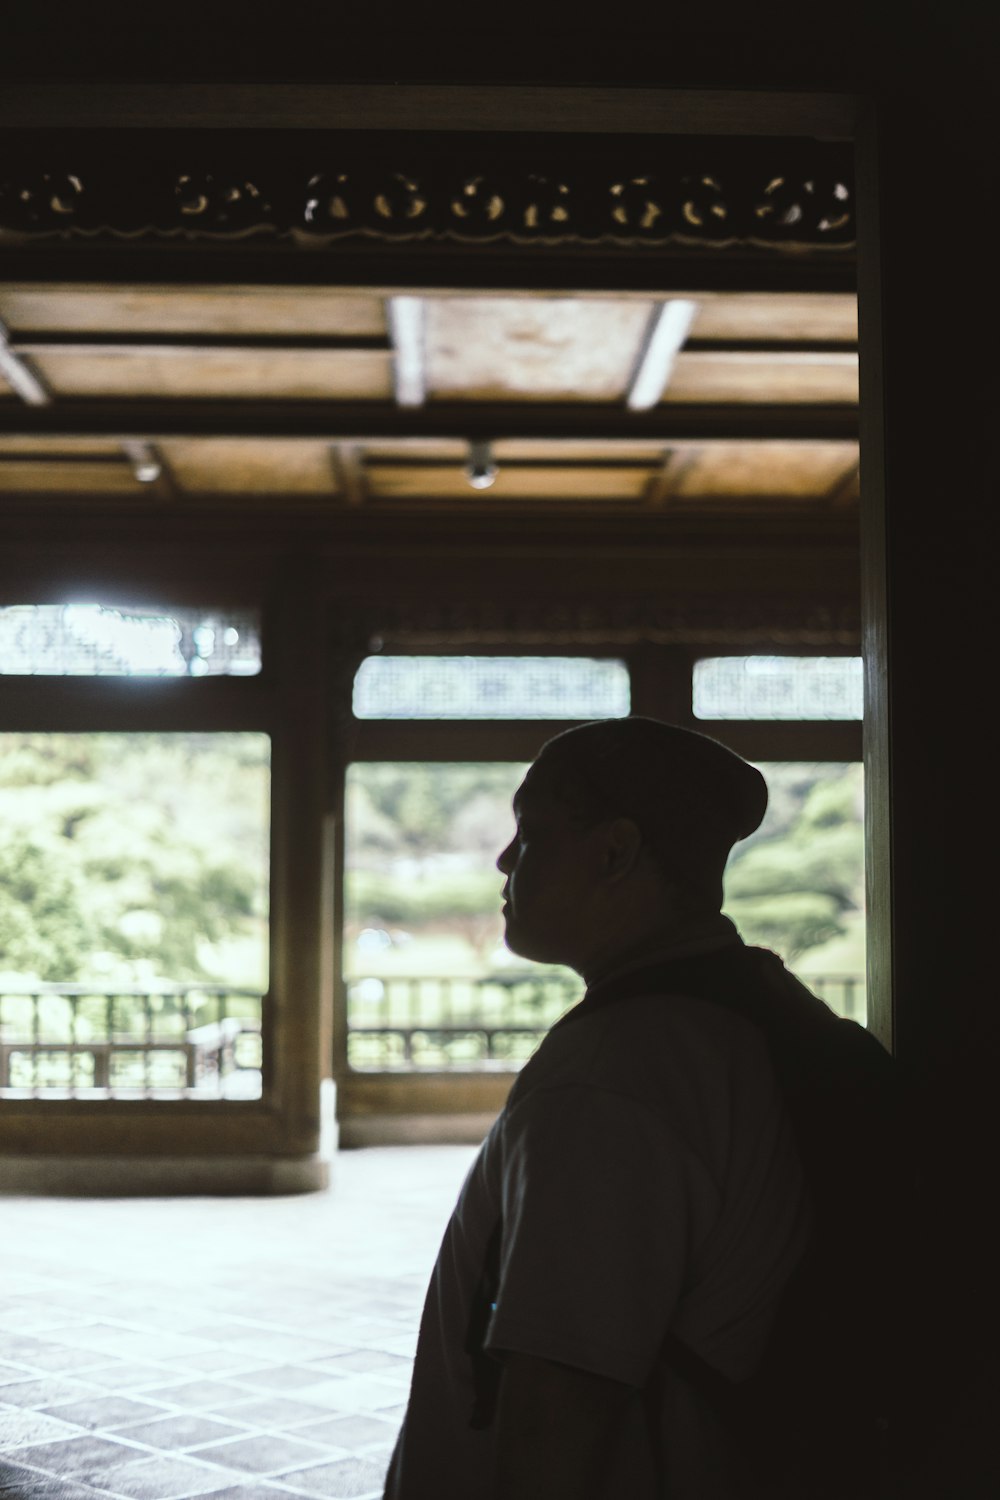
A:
0 1146 478 1499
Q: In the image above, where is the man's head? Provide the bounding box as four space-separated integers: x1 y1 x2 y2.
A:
496 717 767 973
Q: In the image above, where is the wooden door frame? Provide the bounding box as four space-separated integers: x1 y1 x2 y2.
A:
1 83 891 1180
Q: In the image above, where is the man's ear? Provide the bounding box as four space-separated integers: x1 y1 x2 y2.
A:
602 817 643 881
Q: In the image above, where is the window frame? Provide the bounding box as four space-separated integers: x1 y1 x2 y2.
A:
335 641 863 1096
0 587 326 1163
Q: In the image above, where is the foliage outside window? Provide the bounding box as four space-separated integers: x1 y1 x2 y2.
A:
725 762 865 1018
343 758 865 1073
0 733 270 1099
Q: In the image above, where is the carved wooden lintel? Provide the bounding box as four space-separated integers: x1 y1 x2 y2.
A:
0 135 855 251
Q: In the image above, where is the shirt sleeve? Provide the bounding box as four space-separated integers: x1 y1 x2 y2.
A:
485 1082 722 1388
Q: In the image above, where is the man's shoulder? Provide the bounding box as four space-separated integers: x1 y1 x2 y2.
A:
508 983 775 1116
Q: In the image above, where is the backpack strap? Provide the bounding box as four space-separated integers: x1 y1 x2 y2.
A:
465 1216 504 1429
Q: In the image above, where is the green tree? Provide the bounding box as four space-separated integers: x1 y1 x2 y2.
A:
0 732 269 987
724 764 864 959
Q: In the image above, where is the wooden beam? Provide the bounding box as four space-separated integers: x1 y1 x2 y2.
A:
5 332 853 357
685 338 858 355
0 401 859 443
9 333 391 354
0 248 857 295
0 84 860 139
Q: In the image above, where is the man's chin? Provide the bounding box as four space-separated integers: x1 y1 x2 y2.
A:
503 920 565 967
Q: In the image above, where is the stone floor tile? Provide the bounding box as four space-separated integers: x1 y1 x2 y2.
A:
309 1351 410 1376
211 1399 331 1431
191 1436 328 1478
153 1355 269 1381
214 1370 330 1396
263 1380 344 1409
85 1453 232 1499
300 1378 404 1416
41 1396 167 1431
110 1416 249 1452
209 1338 343 1367
82 1366 187 1393
56 1330 218 1366
0 1409 82 1450
0 1457 43 1485
138 1384 261 1412
372 1404 407 1422
3 1341 105 1377
274 1456 387 1498
176 1325 278 1347
5 1433 143 1479
289 1414 397 1451
194 1488 319 1500
0 1149 481 1494
0 1478 106 1499
0 1378 101 1410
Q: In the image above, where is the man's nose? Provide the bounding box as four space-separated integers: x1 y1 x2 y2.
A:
497 839 515 873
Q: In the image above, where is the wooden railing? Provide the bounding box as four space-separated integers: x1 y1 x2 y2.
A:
346 971 866 1070
0 986 263 1099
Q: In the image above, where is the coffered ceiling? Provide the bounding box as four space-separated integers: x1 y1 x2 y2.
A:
0 283 858 514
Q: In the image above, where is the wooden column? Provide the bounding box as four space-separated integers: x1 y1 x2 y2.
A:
857 51 998 1369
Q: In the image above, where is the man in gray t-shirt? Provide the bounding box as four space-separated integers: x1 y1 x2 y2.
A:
384 718 811 1500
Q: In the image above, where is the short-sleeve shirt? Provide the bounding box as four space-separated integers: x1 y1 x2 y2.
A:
384 946 810 1499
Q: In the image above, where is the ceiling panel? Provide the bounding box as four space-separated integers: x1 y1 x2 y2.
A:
0 437 125 456
424 297 653 402
0 462 142 493
158 439 335 495
0 282 862 516
365 438 669 464
664 352 858 404
27 349 394 401
672 442 858 498
688 292 857 342
0 285 388 337
367 463 651 502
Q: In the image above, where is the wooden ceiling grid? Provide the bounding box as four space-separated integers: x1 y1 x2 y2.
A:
0 283 859 511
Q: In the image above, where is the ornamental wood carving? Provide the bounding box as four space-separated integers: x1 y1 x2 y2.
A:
0 137 855 250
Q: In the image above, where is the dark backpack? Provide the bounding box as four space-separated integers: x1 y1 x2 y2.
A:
467 942 972 1495
586 943 934 1499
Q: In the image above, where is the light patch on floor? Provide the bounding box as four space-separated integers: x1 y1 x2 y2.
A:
0 1146 477 1499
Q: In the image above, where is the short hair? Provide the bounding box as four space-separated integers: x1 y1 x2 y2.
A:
524 717 768 913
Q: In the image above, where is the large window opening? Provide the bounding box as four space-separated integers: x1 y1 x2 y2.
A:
0 732 270 1099
342 651 866 1075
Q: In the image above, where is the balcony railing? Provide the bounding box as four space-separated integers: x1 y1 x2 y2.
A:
346 971 866 1071
0 986 263 1100
1 973 866 1093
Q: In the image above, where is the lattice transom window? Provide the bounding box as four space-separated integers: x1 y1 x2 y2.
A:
0 604 261 677
353 655 630 720
693 655 863 720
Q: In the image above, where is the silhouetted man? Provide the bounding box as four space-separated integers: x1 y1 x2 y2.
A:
384 717 845 1499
